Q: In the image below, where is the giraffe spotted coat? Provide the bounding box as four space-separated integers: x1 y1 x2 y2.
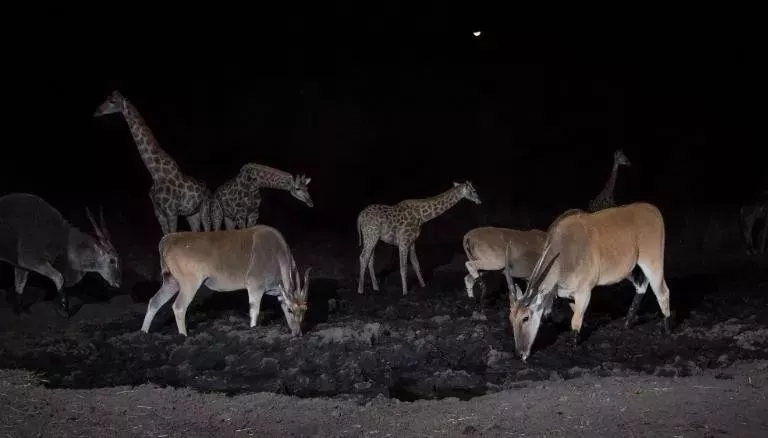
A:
93 90 211 235
356 181 482 296
209 163 313 230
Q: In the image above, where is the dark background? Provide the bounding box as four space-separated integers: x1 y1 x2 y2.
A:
2 10 763 237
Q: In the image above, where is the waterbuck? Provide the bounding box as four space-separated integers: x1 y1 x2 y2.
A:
0 193 121 316
506 203 670 361
140 225 311 337
462 226 546 299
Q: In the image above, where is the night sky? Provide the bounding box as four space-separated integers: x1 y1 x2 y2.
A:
4 13 762 234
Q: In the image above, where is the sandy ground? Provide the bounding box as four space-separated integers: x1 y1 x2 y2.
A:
1 360 767 437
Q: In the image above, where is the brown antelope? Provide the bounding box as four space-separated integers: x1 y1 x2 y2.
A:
140 225 311 337
462 226 547 299
506 203 671 361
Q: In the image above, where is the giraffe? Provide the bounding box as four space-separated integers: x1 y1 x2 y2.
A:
356 181 482 296
209 163 313 230
588 149 632 212
93 90 211 235
740 188 768 255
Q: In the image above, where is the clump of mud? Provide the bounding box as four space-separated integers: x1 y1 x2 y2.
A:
1 264 768 403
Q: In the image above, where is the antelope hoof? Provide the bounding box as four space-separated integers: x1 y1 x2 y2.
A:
572 330 581 346
624 316 636 329
56 306 71 318
662 317 671 334
12 302 22 316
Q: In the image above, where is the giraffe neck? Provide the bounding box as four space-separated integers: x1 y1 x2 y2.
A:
246 164 294 191
409 185 464 223
599 161 620 200
119 98 180 182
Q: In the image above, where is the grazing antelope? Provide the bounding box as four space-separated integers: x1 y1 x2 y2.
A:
506 203 670 361
462 226 546 299
0 193 121 316
140 225 311 337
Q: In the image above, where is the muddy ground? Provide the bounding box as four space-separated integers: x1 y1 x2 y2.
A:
1 211 768 435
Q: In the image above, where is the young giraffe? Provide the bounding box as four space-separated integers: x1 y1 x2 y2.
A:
93 90 211 234
209 163 313 230
588 149 632 212
357 181 482 296
740 188 768 255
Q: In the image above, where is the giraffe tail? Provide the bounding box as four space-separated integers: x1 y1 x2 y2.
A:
356 213 363 247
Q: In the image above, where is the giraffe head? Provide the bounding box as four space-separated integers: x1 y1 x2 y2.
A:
93 90 126 117
614 149 631 167
290 174 314 208
453 181 482 204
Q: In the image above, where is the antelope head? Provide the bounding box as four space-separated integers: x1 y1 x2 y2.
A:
453 181 482 204
277 265 312 337
290 174 314 208
85 207 121 288
93 90 126 117
507 241 559 362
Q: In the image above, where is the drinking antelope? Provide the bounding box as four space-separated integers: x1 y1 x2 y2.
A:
462 226 546 299
0 193 121 316
506 203 671 361
140 225 311 337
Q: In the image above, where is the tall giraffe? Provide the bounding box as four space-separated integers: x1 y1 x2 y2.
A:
93 90 211 234
209 163 313 230
357 181 482 296
588 149 632 212
740 188 768 255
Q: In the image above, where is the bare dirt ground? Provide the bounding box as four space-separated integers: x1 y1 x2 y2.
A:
1 212 768 436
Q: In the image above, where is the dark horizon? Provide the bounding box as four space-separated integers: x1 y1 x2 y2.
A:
4 20 762 227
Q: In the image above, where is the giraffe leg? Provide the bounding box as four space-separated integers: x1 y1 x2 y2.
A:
398 244 410 296
211 200 223 231
166 213 179 234
246 211 260 228
13 267 29 314
409 244 426 288
358 240 377 295
367 250 379 291
759 211 767 254
186 212 202 232
224 217 236 230
741 207 757 255
151 201 171 235
199 199 212 232
234 215 247 230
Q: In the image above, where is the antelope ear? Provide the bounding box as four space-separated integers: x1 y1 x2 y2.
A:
453 182 460 187
304 177 311 185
